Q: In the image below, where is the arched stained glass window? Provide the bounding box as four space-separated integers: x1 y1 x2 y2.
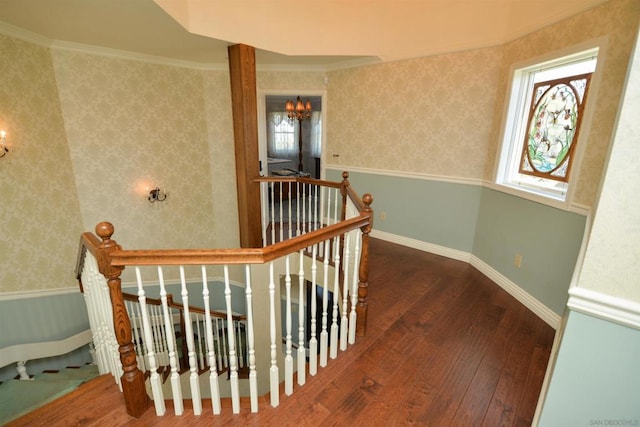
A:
519 73 592 183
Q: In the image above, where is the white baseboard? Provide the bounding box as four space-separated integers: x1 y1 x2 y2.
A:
470 256 561 329
370 230 471 263
370 229 561 329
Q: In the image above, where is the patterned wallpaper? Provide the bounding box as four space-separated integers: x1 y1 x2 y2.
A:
52 51 219 253
578 28 640 303
0 35 84 293
0 0 636 294
326 46 503 180
326 0 639 208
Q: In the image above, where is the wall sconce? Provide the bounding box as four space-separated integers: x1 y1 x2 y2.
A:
148 187 167 203
0 130 8 158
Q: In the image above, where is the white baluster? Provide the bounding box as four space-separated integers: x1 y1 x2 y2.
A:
320 240 330 367
330 236 341 359
201 266 221 415
214 318 222 371
261 182 268 247
349 231 362 345
311 184 318 231
180 266 202 415
297 249 306 386
287 181 293 240
244 265 259 412
135 267 165 416
309 244 318 376
195 315 205 370
333 188 340 227
158 266 183 415
223 266 240 414
127 301 145 372
278 182 284 243
284 255 293 395
340 233 351 351
270 183 276 245
295 182 301 237
269 262 279 407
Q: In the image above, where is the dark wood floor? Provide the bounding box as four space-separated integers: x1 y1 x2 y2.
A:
9 238 555 426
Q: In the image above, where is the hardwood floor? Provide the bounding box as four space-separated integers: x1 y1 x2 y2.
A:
9 238 555 426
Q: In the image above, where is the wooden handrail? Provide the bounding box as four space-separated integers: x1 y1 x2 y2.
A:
75 172 373 418
107 209 371 267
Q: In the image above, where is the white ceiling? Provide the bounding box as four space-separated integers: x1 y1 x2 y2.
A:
0 0 609 69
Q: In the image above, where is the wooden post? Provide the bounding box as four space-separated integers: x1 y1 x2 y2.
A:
94 222 150 418
356 194 373 337
228 43 262 248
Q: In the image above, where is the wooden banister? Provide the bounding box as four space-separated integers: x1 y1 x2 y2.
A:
75 173 372 418
356 193 373 337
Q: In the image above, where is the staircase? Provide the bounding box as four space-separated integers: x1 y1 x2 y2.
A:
0 364 99 424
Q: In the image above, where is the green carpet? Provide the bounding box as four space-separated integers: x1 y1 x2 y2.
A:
0 364 99 424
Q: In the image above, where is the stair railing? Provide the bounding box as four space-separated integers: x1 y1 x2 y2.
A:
122 292 247 377
75 172 373 419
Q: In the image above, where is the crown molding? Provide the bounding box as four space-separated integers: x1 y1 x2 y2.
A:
0 20 52 47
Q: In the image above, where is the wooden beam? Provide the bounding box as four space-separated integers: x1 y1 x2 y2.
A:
228 44 262 248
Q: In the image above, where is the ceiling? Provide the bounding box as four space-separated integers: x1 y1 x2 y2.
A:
0 0 609 69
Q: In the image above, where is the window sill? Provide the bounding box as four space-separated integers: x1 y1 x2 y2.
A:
489 181 571 211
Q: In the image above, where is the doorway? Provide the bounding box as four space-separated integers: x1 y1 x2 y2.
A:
258 92 326 179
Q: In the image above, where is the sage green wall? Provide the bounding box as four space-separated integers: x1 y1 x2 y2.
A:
473 188 586 314
538 311 640 425
327 170 481 253
329 169 586 316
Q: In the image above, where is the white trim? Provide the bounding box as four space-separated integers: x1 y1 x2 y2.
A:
0 287 79 301
370 230 471 262
50 40 227 71
371 229 561 329
0 21 52 47
470 255 561 329
568 287 640 331
325 164 485 187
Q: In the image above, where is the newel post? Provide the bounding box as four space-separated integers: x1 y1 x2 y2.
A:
95 222 150 418
340 171 349 222
357 194 373 337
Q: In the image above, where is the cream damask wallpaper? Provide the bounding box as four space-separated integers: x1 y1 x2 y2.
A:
0 0 637 295
326 0 639 209
327 46 503 180
0 35 84 293
52 51 219 253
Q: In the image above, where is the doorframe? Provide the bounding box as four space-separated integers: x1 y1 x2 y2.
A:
257 89 328 179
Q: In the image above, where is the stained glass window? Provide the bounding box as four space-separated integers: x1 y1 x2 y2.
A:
519 73 592 183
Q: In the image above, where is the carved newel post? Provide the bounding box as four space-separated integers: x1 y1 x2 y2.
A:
357 193 373 337
95 222 150 418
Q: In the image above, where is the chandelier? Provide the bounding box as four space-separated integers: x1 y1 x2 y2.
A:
286 96 312 122
285 96 312 171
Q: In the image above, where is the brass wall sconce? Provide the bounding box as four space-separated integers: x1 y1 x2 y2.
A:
148 187 167 203
0 130 8 158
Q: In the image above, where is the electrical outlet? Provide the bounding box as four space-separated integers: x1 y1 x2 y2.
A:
380 211 387 220
514 253 523 268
